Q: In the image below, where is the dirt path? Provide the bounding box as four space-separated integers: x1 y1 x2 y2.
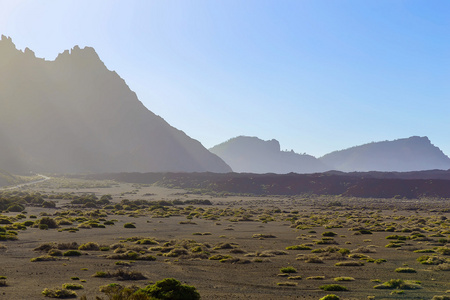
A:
1 174 50 190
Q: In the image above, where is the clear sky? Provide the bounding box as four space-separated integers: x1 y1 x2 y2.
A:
1 0 449 157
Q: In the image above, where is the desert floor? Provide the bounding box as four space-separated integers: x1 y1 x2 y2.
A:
0 177 449 299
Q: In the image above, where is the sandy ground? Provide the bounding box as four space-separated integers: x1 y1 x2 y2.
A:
0 179 449 299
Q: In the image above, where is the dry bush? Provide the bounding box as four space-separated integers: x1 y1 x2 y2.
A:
351 246 376 253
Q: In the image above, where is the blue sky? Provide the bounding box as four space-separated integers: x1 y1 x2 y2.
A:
1 0 449 157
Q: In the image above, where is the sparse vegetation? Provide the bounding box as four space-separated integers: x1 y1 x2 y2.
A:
320 284 348 291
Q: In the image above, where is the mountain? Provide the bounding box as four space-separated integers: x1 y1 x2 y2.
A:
209 136 329 174
0 36 231 174
320 136 450 172
0 169 21 188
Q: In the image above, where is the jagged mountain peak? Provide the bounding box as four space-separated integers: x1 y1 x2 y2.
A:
210 136 328 174
0 37 231 174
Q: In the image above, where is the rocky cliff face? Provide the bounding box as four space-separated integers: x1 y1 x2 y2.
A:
0 36 231 174
210 136 329 174
320 136 450 172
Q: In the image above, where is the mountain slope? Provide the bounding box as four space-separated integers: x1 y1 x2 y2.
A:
0 35 231 174
0 169 21 188
209 136 329 174
320 136 450 172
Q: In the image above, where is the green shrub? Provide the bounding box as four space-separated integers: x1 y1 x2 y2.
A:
41 201 56 208
334 277 355 281
320 284 348 291
48 249 63 256
436 247 450 255
78 242 100 251
414 249 435 253
139 278 200 300
42 288 77 298
395 267 416 273
320 295 340 300
63 250 82 257
306 276 325 280
31 256 61 262
38 217 58 229
432 296 450 300
7 203 24 212
373 279 421 290
280 266 297 273
93 271 108 278
61 283 83 290
322 231 337 237
276 282 297 286
335 261 364 266
286 245 311 250
124 223 136 228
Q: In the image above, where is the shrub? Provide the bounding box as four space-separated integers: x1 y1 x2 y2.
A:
63 250 82 257
42 288 77 298
320 284 348 291
277 282 297 286
38 217 58 229
31 256 62 262
39 224 49 230
395 267 416 273
373 279 421 290
124 223 136 228
7 203 24 212
135 239 158 245
334 277 355 281
322 231 337 237
320 295 340 300
306 276 325 280
280 266 297 273
48 249 63 257
252 233 276 239
140 278 200 300
286 245 311 250
42 201 56 208
94 269 146 280
436 247 450 256
432 263 450 271
335 261 364 267
78 242 100 251
305 256 324 264
61 283 83 290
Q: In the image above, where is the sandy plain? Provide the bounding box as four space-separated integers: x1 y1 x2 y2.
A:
0 177 449 300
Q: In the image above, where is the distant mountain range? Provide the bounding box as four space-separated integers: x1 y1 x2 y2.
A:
0 36 231 174
320 136 450 172
210 136 450 174
209 136 328 174
2 35 449 175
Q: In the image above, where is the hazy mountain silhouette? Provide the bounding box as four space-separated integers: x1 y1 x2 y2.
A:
0 36 231 174
209 136 329 174
0 169 21 187
320 136 450 172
